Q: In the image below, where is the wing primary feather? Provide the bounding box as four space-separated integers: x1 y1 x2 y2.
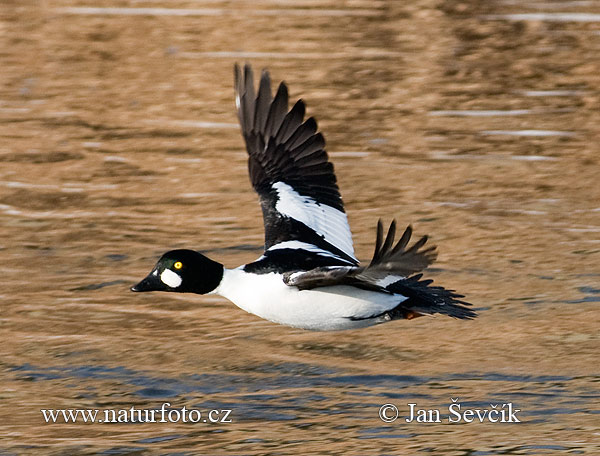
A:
234 64 246 130
392 225 412 255
264 82 289 139
285 117 318 151
234 63 242 109
276 100 306 144
407 235 428 253
241 94 254 136
372 219 384 263
255 70 273 133
242 64 256 133
291 132 325 161
381 220 396 256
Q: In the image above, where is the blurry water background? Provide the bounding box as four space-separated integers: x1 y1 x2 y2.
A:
1 0 599 454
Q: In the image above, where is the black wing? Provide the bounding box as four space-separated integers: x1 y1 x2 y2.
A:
357 220 437 281
234 63 357 264
283 220 474 318
284 220 437 289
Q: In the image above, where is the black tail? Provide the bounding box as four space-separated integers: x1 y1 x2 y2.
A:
386 274 476 320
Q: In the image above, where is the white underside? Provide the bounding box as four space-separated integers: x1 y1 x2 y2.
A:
213 268 406 331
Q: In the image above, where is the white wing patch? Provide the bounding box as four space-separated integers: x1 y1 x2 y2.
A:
272 181 356 261
268 240 354 264
376 275 404 288
161 269 182 288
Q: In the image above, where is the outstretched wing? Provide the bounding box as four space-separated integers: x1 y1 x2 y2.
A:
283 220 475 320
284 220 437 289
234 63 357 264
357 220 437 282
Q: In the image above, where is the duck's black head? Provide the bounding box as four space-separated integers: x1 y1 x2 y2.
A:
131 249 223 294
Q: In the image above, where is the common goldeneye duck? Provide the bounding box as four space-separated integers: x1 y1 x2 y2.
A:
131 64 476 331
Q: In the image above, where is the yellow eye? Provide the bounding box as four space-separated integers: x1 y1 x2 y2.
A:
173 261 183 270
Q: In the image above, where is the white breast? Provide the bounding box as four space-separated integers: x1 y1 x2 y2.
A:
213 268 404 330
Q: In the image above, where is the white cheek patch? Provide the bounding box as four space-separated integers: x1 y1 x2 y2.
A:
160 269 182 288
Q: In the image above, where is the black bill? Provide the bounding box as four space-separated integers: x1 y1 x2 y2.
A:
131 272 166 292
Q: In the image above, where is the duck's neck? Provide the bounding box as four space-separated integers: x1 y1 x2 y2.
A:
187 255 224 294
210 267 234 297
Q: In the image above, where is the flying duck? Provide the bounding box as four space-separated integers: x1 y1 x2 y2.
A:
131 64 476 330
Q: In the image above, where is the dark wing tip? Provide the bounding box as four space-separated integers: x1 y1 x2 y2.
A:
234 63 257 133
381 220 397 256
367 221 438 276
255 69 273 132
372 219 385 264
393 225 413 254
233 63 353 254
